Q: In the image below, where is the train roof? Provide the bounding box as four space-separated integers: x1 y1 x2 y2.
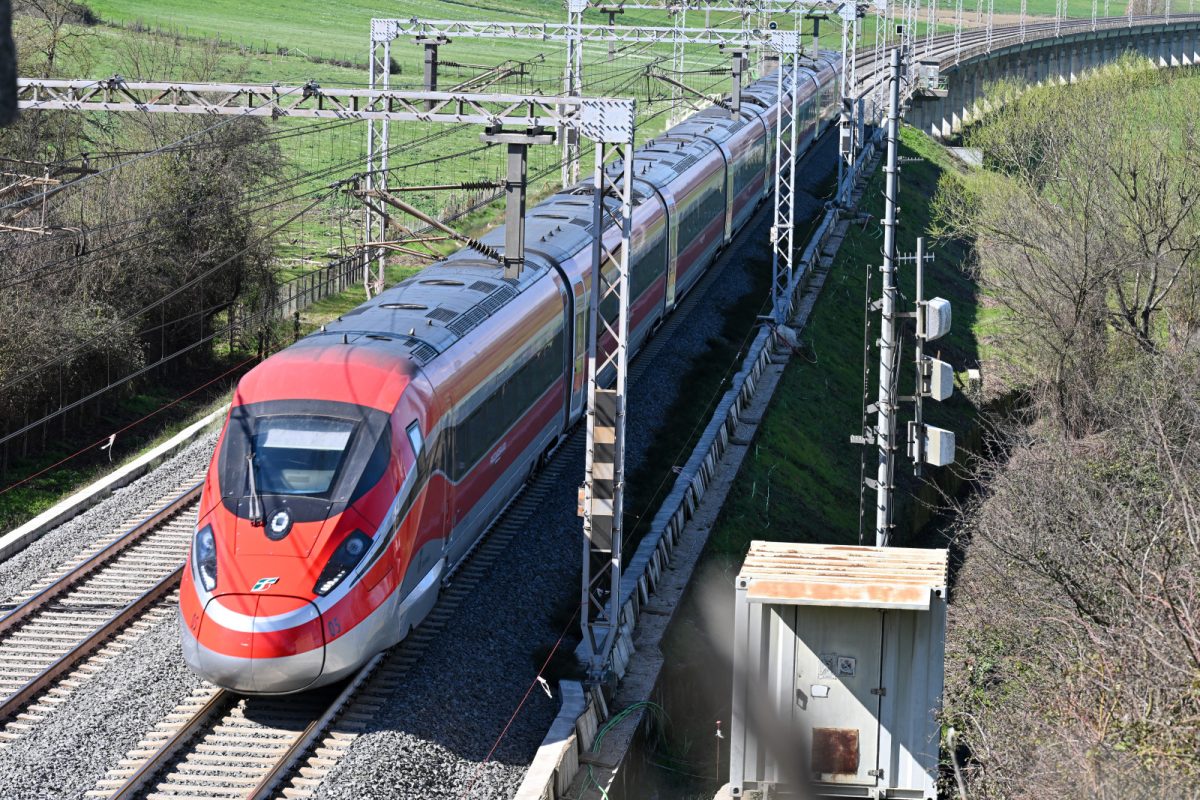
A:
282 56 843 378
295 257 547 372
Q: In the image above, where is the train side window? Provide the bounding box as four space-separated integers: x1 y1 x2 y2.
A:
406 422 424 460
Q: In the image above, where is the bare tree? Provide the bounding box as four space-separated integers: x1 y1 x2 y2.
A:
933 58 1200 432
938 57 1200 800
12 0 94 78
945 354 1200 799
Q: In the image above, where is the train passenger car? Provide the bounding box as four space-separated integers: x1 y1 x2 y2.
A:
180 56 844 693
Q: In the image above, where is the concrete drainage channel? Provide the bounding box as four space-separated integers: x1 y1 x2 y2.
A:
513 137 884 800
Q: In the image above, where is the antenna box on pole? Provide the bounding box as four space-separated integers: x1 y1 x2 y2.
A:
926 356 954 401
924 425 955 466
729 542 949 799
923 297 952 341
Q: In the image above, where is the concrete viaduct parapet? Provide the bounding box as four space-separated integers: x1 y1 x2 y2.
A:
909 20 1200 139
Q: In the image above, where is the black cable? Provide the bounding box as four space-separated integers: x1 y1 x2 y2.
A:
0 85 311 214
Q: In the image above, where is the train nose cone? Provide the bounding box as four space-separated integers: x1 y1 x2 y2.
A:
196 594 326 694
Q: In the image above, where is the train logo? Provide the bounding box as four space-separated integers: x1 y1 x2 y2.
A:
251 577 279 592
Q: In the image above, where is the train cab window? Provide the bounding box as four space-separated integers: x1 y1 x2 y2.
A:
253 416 355 495
406 422 424 459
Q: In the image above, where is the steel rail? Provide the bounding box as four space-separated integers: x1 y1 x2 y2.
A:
247 653 385 800
0 564 184 724
0 483 201 732
107 689 236 800
101 670 378 800
0 482 200 637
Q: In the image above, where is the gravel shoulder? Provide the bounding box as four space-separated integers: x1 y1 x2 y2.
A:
0 431 218 607
0 611 206 800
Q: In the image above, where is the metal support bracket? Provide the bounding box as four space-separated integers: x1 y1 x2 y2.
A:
416 35 451 111
480 126 556 280
723 45 750 119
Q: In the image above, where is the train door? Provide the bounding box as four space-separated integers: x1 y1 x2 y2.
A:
664 194 680 311
570 277 587 424
719 141 734 244
439 392 460 562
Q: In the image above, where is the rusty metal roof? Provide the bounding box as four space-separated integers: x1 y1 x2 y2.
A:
737 541 949 610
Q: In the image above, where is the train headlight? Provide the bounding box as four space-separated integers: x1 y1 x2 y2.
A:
313 530 372 597
194 525 218 592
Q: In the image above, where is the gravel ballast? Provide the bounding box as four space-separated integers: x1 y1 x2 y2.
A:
0 611 206 799
0 431 218 606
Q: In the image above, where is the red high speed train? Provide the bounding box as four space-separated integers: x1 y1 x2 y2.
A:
180 58 841 693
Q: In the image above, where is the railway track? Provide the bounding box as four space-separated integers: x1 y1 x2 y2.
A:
0 479 203 745
90 429 587 800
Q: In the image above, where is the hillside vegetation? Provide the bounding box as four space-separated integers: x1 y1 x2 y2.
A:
935 60 1200 798
707 126 980 553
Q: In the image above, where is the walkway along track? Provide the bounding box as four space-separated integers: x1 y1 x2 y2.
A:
0 479 203 744
86 140 801 800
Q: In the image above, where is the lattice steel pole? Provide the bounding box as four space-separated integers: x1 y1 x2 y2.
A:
874 0 891 116
925 0 935 56
909 0 920 61
874 47 903 548
365 20 396 297
769 30 800 324
954 0 963 63
670 5 688 127
563 0 586 188
581 100 636 682
838 2 859 205
1021 0 1027 41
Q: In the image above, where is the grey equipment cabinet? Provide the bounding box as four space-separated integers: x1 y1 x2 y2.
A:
729 541 949 799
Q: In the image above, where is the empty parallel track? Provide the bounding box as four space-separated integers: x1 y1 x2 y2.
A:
0 480 203 743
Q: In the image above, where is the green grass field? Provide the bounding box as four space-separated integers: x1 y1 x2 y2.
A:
60 0 1145 287
61 0 753 285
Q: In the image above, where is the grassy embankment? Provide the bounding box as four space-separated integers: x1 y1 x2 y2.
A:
708 126 980 553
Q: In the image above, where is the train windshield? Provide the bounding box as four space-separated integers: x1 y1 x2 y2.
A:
252 416 355 495
218 400 392 522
